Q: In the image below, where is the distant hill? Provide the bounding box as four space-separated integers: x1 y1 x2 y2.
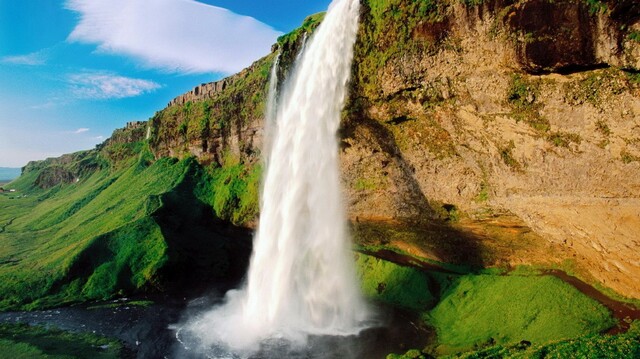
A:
0 167 21 183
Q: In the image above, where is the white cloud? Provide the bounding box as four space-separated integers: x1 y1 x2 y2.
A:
94 135 104 140
2 51 47 66
65 0 282 74
68 71 161 99
73 128 90 134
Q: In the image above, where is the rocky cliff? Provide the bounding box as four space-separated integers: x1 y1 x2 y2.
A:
137 0 639 299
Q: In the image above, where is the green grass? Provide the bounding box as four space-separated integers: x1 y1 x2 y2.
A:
355 255 616 357
195 152 261 225
392 322 640 358
427 274 615 355
0 142 255 310
0 323 122 359
0 155 186 309
356 253 436 310
500 140 522 171
446 320 640 358
277 12 326 47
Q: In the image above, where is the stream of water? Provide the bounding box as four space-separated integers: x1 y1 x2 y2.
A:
182 0 370 355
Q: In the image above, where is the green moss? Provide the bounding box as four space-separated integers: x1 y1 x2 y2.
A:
446 321 640 358
621 150 640 164
508 74 536 109
354 0 451 101
0 323 122 359
585 0 607 14
474 182 489 202
629 31 640 43
427 274 615 355
564 69 628 108
596 119 611 137
355 253 435 310
500 140 522 171
387 348 429 359
277 12 326 47
431 201 461 222
507 74 550 134
194 153 261 226
0 153 243 310
355 177 379 191
627 72 640 86
547 131 582 148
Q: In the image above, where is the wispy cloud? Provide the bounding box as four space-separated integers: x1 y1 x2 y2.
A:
65 0 282 74
1 51 47 66
73 128 90 134
68 71 161 99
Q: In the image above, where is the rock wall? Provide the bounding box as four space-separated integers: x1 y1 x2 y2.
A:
166 79 230 108
340 0 640 298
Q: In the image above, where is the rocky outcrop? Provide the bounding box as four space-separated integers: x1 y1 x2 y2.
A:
506 0 640 73
167 79 230 107
102 121 147 146
34 166 75 189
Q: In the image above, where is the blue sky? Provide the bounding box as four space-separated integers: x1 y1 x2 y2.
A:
0 0 331 167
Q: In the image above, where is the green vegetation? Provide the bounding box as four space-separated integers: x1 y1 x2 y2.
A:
507 74 550 134
355 177 380 191
355 0 451 100
446 320 640 358
431 202 461 222
356 253 435 310
629 31 640 43
196 152 262 225
626 71 640 87
564 68 628 107
149 53 276 159
427 274 614 355
500 140 522 171
391 321 640 358
474 182 489 202
547 131 582 148
277 12 326 47
356 254 616 357
0 323 122 359
585 0 607 14
596 119 611 137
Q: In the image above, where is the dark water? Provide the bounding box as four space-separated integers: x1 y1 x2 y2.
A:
0 293 430 359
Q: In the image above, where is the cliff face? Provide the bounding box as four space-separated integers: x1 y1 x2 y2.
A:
342 0 640 297
119 0 639 298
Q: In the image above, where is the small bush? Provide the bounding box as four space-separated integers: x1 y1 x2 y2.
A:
547 131 582 148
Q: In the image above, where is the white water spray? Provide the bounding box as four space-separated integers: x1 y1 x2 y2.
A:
263 51 280 164
186 0 367 352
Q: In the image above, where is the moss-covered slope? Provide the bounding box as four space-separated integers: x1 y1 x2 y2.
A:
0 128 252 310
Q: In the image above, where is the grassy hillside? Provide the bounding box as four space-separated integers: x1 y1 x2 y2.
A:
0 135 254 311
356 253 618 357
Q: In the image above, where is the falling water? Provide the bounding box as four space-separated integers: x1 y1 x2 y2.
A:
263 51 280 164
185 0 368 353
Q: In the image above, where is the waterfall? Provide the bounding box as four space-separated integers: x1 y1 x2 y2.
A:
263 52 280 165
185 0 367 352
